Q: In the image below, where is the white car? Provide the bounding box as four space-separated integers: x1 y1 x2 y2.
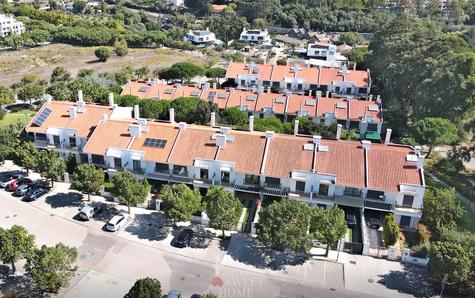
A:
79 205 100 221
0 174 23 188
106 214 127 232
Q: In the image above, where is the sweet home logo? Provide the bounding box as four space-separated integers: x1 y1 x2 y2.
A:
210 274 263 297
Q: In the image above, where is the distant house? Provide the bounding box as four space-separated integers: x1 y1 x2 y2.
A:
240 28 271 45
211 4 227 16
0 14 25 37
169 0 184 6
306 42 348 67
183 28 218 45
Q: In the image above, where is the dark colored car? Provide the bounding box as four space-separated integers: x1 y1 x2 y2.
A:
23 187 48 202
368 217 381 229
171 228 194 248
346 213 357 226
14 183 33 197
8 178 33 191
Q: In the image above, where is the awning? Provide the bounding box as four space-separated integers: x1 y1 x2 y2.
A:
365 131 381 141
220 167 231 172
364 200 393 211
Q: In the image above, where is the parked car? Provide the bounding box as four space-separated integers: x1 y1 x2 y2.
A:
368 217 381 229
0 174 23 188
23 187 48 202
171 228 194 248
8 178 33 191
106 213 127 232
14 183 34 197
346 213 357 226
79 204 101 220
167 289 181 298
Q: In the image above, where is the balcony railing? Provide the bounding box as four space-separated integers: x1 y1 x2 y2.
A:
194 177 212 184
234 184 261 193
263 183 282 189
395 204 422 211
215 180 234 188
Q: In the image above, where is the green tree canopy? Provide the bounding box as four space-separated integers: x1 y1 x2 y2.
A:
309 205 347 256
160 184 201 224
26 243 78 293
0 225 35 274
36 150 66 187
218 107 248 127
204 187 243 237
111 171 149 214
0 122 23 161
124 277 161 298
168 62 203 83
50 66 71 84
71 164 104 201
429 241 471 284
14 75 46 104
0 86 15 106
205 67 226 84
256 198 312 253
339 32 364 46
412 117 459 158
72 0 86 14
14 141 38 174
383 213 400 246
95 47 111 62
421 187 464 238
207 10 249 42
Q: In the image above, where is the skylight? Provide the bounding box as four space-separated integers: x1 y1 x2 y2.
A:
164 89 175 95
138 86 149 92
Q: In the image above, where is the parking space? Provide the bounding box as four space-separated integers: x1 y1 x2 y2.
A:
363 210 386 247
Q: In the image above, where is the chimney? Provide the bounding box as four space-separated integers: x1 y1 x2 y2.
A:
68 107 77 119
353 63 356 71
336 124 342 140
101 114 108 121
46 97 52 104
325 91 330 98
294 119 299 136
384 129 392 145
169 108 175 123
267 86 271 93
308 90 312 97
361 140 371 150
417 156 425 170
414 146 422 156
265 131 275 139
313 135 321 145
133 105 140 120
178 122 187 130
77 90 83 102
220 127 231 135
210 112 216 127
316 91 322 98
369 94 373 101
129 124 141 138
376 95 381 103
212 82 217 89
108 93 114 107
215 134 226 147
249 115 254 132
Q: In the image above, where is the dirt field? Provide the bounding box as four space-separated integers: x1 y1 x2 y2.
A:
0 43 213 86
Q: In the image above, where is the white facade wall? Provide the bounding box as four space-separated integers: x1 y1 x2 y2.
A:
0 14 25 38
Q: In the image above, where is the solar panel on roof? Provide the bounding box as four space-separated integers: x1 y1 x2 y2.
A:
138 86 149 92
33 107 52 126
143 138 167 148
208 92 216 100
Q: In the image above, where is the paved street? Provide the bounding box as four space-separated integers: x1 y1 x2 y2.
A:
0 162 433 298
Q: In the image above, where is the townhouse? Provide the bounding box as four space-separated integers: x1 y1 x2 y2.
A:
0 14 25 37
26 99 424 229
305 41 348 67
120 81 382 137
224 62 371 98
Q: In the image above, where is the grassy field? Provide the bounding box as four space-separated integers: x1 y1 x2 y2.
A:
0 44 216 86
0 111 35 128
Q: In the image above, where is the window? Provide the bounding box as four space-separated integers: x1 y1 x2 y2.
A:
319 85 328 92
335 86 341 93
297 84 303 90
200 169 209 180
221 171 230 183
263 81 270 86
80 154 88 164
240 80 246 86
244 174 259 185
133 160 142 172
272 82 280 88
296 181 305 192
344 187 361 197
367 190 385 200
53 135 60 145
367 123 378 132
402 195 414 208
337 120 347 127
114 158 122 169
309 84 318 90
400 216 411 228
173 165 188 176
286 83 292 89
69 137 76 148
346 87 352 94
349 121 360 130
319 183 329 196
358 88 367 94
35 133 47 141
155 163 169 173
265 177 280 188
91 154 104 165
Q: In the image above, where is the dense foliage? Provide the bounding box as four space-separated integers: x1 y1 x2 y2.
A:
125 277 162 298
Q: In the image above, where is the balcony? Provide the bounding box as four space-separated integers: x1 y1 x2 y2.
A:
33 140 49 148
262 184 289 197
132 168 145 175
215 180 234 188
234 184 261 194
193 177 212 185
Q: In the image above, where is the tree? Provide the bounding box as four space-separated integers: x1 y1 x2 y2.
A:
168 62 203 83
115 39 128 57
252 18 266 30
14 141 38 174
204 187 243 237
72 0 86 14
0 225 35 274
254 117 284 133
218 107 248 127
66 153 78 174
256 198 312 253
382 214 400 246
124 277 161 298
135 67 150 80
36 150 66 187
111 171 149 214
205 67 226 84
339 32 364 46
412 118 459 158
429 241 471 284
26 243 78 293
0 122 23 162
161 184 201 224
15 75 46 104
71 164 104 201
276 58 287 65
207 10 249 43
50 66 71 84
95 47 111 62
421 187 464 237
309 206 347 257
0 86 14 106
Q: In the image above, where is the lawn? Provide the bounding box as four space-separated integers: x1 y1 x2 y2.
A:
0 111 35 128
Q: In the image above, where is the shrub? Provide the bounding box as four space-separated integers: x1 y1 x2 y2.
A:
115 45 128 57
95 47 111 62
276 58 287 65
383 214 400 246
417 223 431 244
412 243 430 258
0 109 6 120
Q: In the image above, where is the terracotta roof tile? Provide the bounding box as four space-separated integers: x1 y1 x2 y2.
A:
225 62 273 81
82 119 132 155
286 94 317 117
226 90 258 111
255 92 287 114
168 126 218 166
201 88 230 109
